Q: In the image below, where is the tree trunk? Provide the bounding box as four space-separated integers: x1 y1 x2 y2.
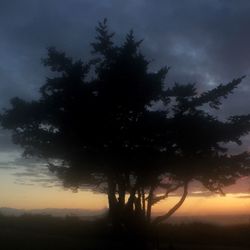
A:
118 176 126 209
142 187 146 216
107 177 119 223
147 186 154 222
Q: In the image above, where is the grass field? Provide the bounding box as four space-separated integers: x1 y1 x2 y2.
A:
0 214 249 249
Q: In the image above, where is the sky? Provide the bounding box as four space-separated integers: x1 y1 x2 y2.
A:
1 0 250 215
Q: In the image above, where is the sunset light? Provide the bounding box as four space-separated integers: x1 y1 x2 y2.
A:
1 1 250 249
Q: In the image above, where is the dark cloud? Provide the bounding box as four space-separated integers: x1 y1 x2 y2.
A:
0 166 17 170
1 0 250 107
12 165 60 188
13 181 35 186
1 0 250 154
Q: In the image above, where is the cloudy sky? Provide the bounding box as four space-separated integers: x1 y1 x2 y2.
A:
1 0 250 213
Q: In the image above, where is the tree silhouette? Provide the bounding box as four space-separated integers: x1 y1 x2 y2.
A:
1 20 250 232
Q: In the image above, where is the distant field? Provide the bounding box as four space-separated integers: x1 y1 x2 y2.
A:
0 214 249 250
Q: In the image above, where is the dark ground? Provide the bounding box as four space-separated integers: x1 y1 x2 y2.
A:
0 214 249 250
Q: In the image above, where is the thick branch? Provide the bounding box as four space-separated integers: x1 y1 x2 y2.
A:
142 187 146 216
146 186 155 222
153 182 188 225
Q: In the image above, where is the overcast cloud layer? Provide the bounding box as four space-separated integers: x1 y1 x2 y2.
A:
1 0 250 174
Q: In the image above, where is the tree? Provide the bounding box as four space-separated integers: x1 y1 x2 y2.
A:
1 20 250 232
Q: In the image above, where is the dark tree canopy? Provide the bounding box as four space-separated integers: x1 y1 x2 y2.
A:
1 20 250 227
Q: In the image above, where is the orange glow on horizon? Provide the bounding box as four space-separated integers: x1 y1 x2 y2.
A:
153 193 250 216
1 184 250 216
1 170 250 215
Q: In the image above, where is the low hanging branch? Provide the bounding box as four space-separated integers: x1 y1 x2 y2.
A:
151 183 183 206
152 181 188 225
202 182 226 196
